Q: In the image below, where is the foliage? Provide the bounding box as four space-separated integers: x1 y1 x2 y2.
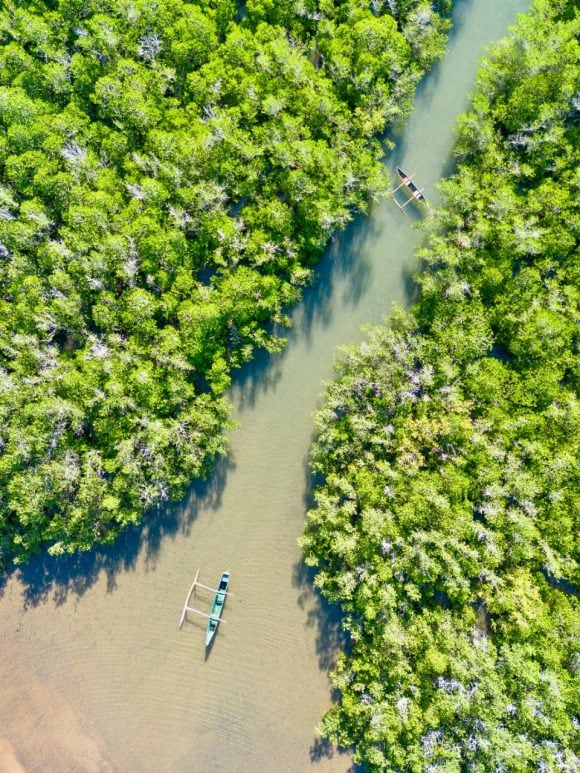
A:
301 1 579 768
0 0 453 566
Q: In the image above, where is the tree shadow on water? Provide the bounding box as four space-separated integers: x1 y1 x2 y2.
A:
293 558 348 673
1 198 377 611
231 211 377 414
309 736 361 771
293 556 359 770
299 212 378 343
296 441 363 769
7 454 233 610
230 339 286 414
295 437 349 673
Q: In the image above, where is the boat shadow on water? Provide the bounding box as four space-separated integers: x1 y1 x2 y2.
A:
204 635 216 662
0 454 233 609
177 597 223 663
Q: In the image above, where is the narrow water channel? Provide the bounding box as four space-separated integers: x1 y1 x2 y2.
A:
0 2 529 771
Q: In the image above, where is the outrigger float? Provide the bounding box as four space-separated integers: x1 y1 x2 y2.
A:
179 569 232 647
390 166 427 214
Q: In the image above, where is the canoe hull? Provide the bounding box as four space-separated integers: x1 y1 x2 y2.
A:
205 571 230 647
396 166 426 202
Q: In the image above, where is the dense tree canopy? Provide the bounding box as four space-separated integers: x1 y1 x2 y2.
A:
301 0 579 768
0 0 452 567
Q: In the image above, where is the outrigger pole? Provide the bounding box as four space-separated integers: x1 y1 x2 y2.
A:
178 568 233 629
179 568 200 629
183 608 229 622
194 580 234 596
394 188 426 215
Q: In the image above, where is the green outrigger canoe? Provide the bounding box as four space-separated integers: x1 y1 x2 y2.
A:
178 569 232 647
205 571 230 647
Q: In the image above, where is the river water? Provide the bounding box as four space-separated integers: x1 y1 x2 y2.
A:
0 2 529 771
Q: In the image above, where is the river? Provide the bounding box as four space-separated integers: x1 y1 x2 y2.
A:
0 2 529 771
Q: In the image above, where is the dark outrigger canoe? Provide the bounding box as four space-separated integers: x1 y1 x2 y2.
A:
205 571 230 647
396 167 426 203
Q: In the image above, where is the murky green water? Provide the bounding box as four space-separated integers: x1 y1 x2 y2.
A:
0 3 529 771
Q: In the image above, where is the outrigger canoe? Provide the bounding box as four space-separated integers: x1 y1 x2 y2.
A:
396 167 426 203
205 571 230 647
